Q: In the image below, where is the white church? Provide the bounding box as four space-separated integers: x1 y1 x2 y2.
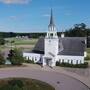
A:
23 9 87 67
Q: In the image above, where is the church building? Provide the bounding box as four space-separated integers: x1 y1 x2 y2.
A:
23 9 87 67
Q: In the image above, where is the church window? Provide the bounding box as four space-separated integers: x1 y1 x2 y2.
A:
76 60 78 64
35 57 37 61
71 60 73 64
59 59 61 63
62 59 64 63
68 60 69 63
80 60 82 64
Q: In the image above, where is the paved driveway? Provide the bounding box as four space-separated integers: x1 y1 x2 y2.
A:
0 66 89 90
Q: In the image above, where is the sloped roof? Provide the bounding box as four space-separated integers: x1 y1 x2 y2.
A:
32 37 86 56
32 37 44 54
58 37 86 56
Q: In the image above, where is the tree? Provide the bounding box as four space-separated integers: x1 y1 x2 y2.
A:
0 53 5 65
74 23 86 30
0 38 5 45
65 23 88 37
7 48 24 65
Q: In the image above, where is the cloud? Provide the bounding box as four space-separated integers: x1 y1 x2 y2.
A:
0 0 31 4
43 14 50 17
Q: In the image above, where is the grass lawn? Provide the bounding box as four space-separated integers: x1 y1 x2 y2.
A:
0 38 38 51
0 78 55 90
5 38 38 45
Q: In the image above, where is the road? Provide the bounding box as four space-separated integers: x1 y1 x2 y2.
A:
0 65 89 90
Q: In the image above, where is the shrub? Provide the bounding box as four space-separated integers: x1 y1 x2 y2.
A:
7 48 25 65
0 53 5 65
0 38 5 45
85 55 90 60
56 61 88 68
25 60 35 64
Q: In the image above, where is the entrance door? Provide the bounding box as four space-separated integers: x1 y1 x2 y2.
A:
46 59 52 66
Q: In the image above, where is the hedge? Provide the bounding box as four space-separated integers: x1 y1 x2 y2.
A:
56 62 88 68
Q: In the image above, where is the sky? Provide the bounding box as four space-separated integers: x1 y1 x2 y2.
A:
0 0 90 32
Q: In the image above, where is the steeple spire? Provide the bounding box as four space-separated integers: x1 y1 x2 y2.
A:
46 9 58 38
49 9 55 26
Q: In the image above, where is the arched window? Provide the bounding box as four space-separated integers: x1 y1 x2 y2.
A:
80 60 82 64
71 60 73 64
59 59 61 63
68 60 69 63
76 60 78 64
62 59 64 63
35 57 37 61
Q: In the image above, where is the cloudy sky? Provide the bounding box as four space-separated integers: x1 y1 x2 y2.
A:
0 0 90 32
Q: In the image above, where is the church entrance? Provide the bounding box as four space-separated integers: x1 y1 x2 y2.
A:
46 59 51 66
43 57 54 67
45 57 52 67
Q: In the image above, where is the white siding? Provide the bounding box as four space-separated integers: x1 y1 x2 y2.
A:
23 53 41 63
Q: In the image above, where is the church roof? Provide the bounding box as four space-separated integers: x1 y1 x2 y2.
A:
32 37 86 56
32 37 44 54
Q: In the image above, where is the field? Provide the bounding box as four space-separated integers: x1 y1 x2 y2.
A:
0 38 38 51
5 38 38 45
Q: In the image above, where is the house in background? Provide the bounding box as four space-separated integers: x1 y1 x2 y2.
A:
23 9 87 67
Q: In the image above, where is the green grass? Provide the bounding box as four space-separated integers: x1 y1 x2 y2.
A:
0 78 55 90
0 38 38 51
5 38 38 45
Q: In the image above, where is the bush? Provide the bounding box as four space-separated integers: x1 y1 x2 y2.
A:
56 61 88 68
0 53 5 65
7 48 25 65
25 60 35 64
0 38 5 45
85 55 90 60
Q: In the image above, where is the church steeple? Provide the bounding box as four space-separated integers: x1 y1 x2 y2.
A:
46 9 58 38
49 9 55 26
48 9 55 30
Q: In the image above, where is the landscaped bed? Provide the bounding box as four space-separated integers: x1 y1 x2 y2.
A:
0 78 55 90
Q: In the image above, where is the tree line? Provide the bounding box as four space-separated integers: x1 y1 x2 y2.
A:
0 23 90 38
0 23 90 47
